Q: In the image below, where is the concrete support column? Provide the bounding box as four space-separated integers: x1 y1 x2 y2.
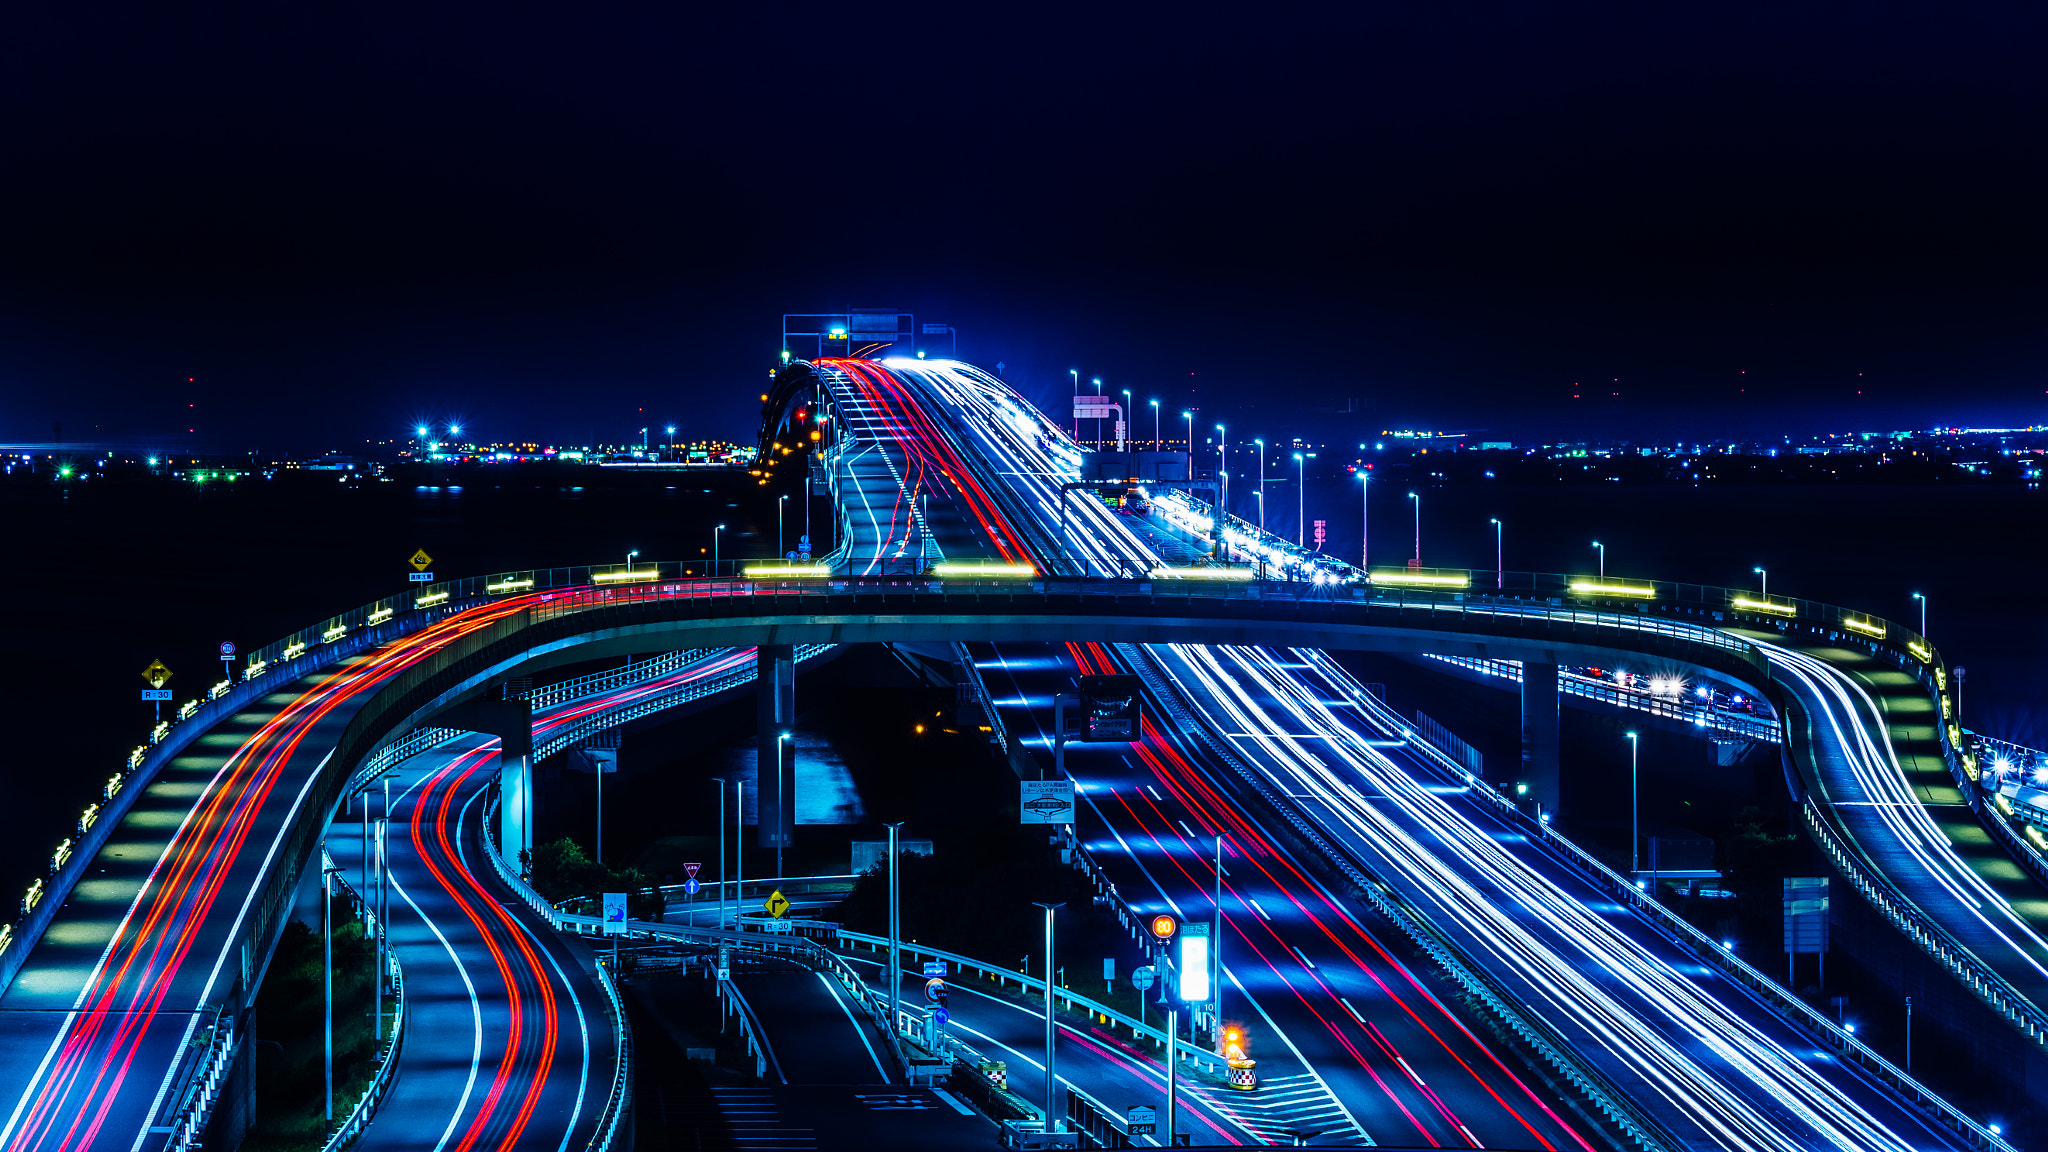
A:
1521 661 1561 815
757 645 796 853
500 752 532 868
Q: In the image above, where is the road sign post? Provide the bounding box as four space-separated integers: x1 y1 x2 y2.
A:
141 660 172 725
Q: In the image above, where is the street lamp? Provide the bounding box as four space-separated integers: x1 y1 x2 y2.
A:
1253 439 1266 531
1358 471 1370 572
1215 425 1227 515
714 524 725 568
1491 518 1502 589
1294 453 1305 544
1070 370 1079 438
1182 411 1194 471
1093 378 1103 447
779 494 789 556
414 425 428 438
1627 731 1640 874
710 776 727 928
1033 901 1067 1132
666 425 676 457
776 733 793 879
1753 566 1767 598
1912 591 1926 637
1150 399 1160 452
626 549 639 573
1593 541 1605 580
1408 492 1421 567
1122 390 1131 452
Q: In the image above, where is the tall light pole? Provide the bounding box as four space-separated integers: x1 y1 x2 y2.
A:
1913 591 1926 637
666 425 676 456
1150 400 1160 453
1491 518 1503 589
778 494 788 557
714 524 725 569
1182 411 1193 473
1070 370 1079 438
1627 731 1640 874
1034 901 1066 1131
1093 378 1104 447
322 857 333 1122
711 776 727 927
1593 541 1605 580
888 822 904 1067
776 733 793 879
1122 390 1131 452
1253 440 1266 531
1359 471 1370 572
626 548 639 574
1754 566 1767 597
1215 425 1226 519
1294 453 1305 544
1408 492 1421 567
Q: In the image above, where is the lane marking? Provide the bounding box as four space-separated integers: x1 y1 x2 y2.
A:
392 854 485 1152
814 971 891 1084
929 1087 975 1116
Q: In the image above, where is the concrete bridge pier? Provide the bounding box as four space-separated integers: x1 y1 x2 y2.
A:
429 697 535 870
757 644 796 856
1521 661 1561 816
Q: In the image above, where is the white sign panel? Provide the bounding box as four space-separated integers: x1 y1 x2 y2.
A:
1020 780 1076 824
602 891 628 935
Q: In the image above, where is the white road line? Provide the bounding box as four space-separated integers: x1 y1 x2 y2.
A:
460 784 590 1152
391 860 485 1152
815 971 891 1083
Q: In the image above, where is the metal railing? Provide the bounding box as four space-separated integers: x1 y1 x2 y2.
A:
718 970 778 1080
531 644 833 762
1421 653 1784 742
158 1006 232 1152
586 959 633 1152
833 929 1230 1077
522 650 710 709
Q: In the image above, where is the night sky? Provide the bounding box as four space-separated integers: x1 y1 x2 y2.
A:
4 2 2048 450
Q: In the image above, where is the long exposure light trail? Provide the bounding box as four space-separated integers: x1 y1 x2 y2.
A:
1152 642 1932 1152
1 593 555 1152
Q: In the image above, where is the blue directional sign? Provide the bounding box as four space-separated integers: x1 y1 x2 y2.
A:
683 877 700 896
933 1006 950 1026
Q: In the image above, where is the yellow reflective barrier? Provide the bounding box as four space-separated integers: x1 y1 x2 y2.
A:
1731 595 1795 616
1571 581 1655 598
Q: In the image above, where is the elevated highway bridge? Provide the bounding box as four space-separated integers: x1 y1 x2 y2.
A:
0 353 2038 1150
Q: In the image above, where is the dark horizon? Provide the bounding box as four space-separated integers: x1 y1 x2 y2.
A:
4 4 2048 450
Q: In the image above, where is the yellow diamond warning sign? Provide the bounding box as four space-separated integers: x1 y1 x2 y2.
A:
141 660 172 689
764 889 791 919
408 548 434 572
